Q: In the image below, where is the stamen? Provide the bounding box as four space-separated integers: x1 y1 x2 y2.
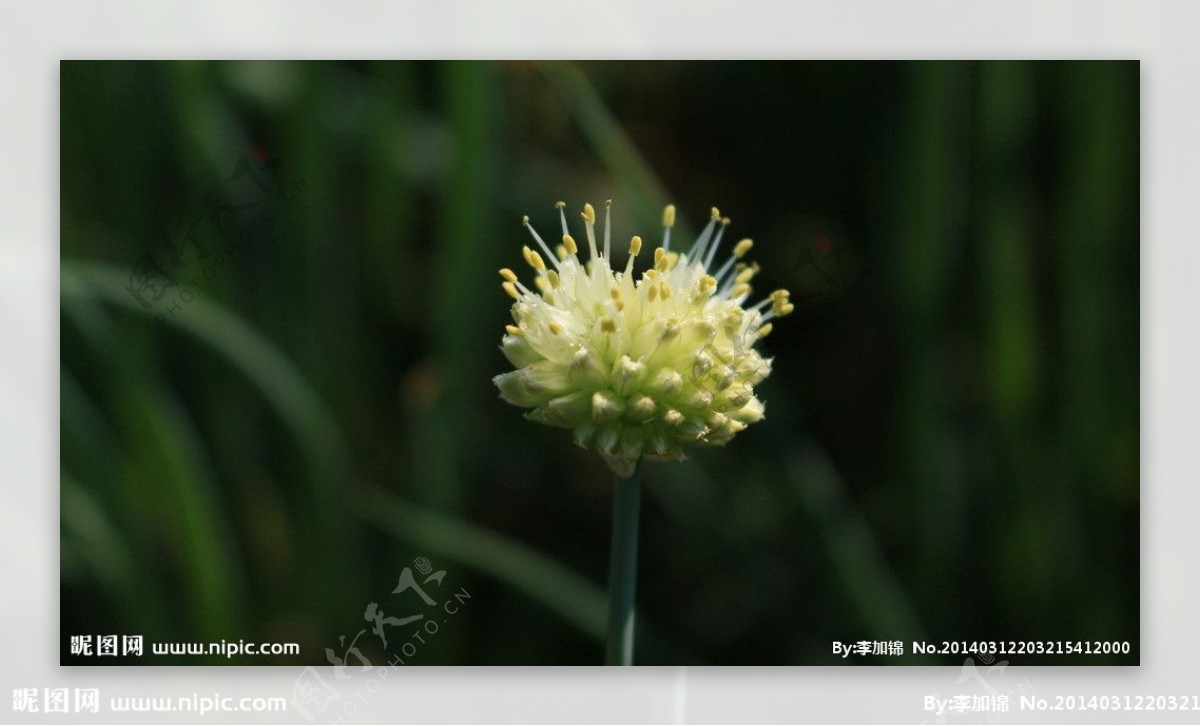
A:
625 235 642 275
761 289 794 321
718 260 758 297
562 234 579 256
502 281 519 299
660 316 680 339
522 215 560 271
703 216 732 270
581 203 599 261
770 289 791 311
556 201 569 236
603 199 612 261
499 268 518 283
685 212 720 266
662 204 676 252
747 296 773 315
711 238 752 284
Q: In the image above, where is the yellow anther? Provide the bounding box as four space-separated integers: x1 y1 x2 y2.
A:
522 215 530 225
547 269 560 288
699 275 718 294
662 204 676 228
562 233 578 255
528 249 546 271
555 200 566 209
548 321 564 335
772 289 792 312
648 284 659 302
610 287 621 300
721 216 731 226
629 235 642 256
731 283 751 298
582 203 596 225
733 238 754 258
659 281 672 299
522 246 533 265
600 317 617 333
654 247 667 269
499 268 517 283
616 300 625 311
772 289 794 314
502 281 519 299
710 206 721 220
505 324 524 337
735 266 757 284
757 322 774 338
660 316 680 339
534 276 549 293
555 244 567 260
666 251 679 268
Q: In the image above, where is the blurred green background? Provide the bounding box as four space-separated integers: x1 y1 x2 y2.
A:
60 60 1139 665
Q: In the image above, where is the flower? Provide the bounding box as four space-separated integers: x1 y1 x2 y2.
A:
493 201 793 477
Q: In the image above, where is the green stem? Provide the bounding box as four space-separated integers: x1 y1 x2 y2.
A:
605 459 643 665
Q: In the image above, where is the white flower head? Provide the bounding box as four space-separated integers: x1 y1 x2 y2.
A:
494 201 793 477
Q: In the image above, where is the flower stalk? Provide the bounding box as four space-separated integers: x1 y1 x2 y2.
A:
493 200 793 664
605 458 642 666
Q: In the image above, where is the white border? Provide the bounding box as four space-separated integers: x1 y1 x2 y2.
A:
3 1 1197 723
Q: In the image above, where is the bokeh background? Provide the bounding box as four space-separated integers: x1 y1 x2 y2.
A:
60 60 1139 665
